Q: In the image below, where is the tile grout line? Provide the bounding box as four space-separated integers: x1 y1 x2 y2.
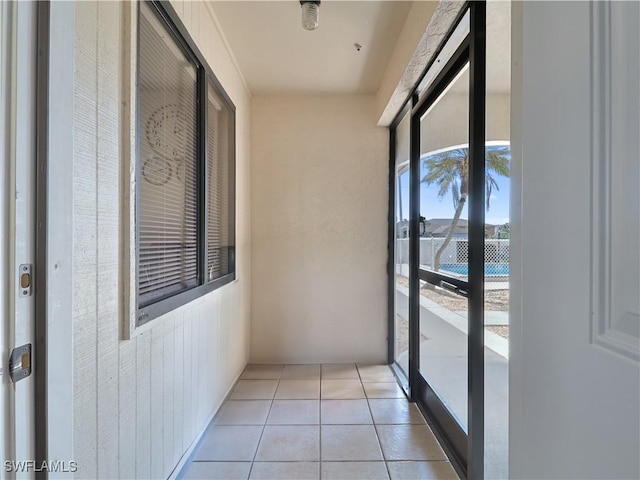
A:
359 364 394 480
246 364 284 480
319 364 323 480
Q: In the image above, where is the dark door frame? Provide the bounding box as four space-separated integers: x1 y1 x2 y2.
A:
35 1 50 476
387 2 486 478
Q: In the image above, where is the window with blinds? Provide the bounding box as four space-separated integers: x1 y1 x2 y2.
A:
136 1 235 323
206 82 235 281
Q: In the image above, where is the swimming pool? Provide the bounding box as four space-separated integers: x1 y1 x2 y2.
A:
440 263 509 276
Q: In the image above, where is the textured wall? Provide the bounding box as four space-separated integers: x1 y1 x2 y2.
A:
71 1 251 478
250 95 388 364
375 1 438 124
376 1 465 126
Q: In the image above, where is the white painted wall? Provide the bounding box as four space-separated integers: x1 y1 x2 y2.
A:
250 95 388 363
510 2 640 478
61 1 252 478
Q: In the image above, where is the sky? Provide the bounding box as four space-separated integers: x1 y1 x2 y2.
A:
395 159 510 227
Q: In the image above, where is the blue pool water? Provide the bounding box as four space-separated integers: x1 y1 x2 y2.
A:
440 263 509 276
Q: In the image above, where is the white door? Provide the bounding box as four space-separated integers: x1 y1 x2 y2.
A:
511 1 639 479
1 1 37 478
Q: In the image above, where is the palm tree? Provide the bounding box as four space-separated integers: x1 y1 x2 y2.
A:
421 145 510 272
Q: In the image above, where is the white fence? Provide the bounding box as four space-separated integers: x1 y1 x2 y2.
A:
395 238 510 276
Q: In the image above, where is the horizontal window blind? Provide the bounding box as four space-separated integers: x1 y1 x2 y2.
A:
138 2 199 307
207 82 234 281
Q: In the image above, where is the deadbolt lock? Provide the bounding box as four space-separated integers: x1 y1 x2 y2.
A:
18 264 32 297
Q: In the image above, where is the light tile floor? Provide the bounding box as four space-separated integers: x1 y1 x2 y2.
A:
180 364 458 480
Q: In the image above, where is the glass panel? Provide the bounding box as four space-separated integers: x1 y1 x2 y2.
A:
484 1 511 478
420 65 470 276
138 3 198 307
418 65 470 431
206 81 235 281
394 110 411 377
419 287 469 429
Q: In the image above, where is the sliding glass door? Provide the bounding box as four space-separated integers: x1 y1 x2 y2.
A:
393 111 411 382
388 3 502 478
417 64 471 435
409 28 481 474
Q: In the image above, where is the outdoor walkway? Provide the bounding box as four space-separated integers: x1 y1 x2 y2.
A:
396 290 508 480
179 363 458 479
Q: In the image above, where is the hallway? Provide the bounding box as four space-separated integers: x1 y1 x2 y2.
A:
179 364 458 479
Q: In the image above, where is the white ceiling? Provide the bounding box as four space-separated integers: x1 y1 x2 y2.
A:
210 1 413 95
210 1 511 96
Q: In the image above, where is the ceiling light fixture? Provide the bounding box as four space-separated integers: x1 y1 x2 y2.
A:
300 1 320 31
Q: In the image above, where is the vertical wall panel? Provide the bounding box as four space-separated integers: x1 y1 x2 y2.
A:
72 2 98 477
135 332 152 479
162 317 175 477
182 311 193 450
215 298 224 402
195 309 206 425
211 296 222 406
181 1 192 34
118 339 137 477
173 0 183 19
173 315 185 456
199 11 212 64
190 305 203 433
95 2 121 477
149 322 165 480
190 2 199 44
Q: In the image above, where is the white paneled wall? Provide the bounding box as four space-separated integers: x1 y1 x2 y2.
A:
71 1 251 478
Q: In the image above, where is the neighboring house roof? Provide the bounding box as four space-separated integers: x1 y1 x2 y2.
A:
431 225 459 235
425 218 495 227
399 218 499 236
421 218 496 237
427 218 469 227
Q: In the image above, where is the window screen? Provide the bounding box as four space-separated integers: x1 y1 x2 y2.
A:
206 82 235 281
138 2 199 307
